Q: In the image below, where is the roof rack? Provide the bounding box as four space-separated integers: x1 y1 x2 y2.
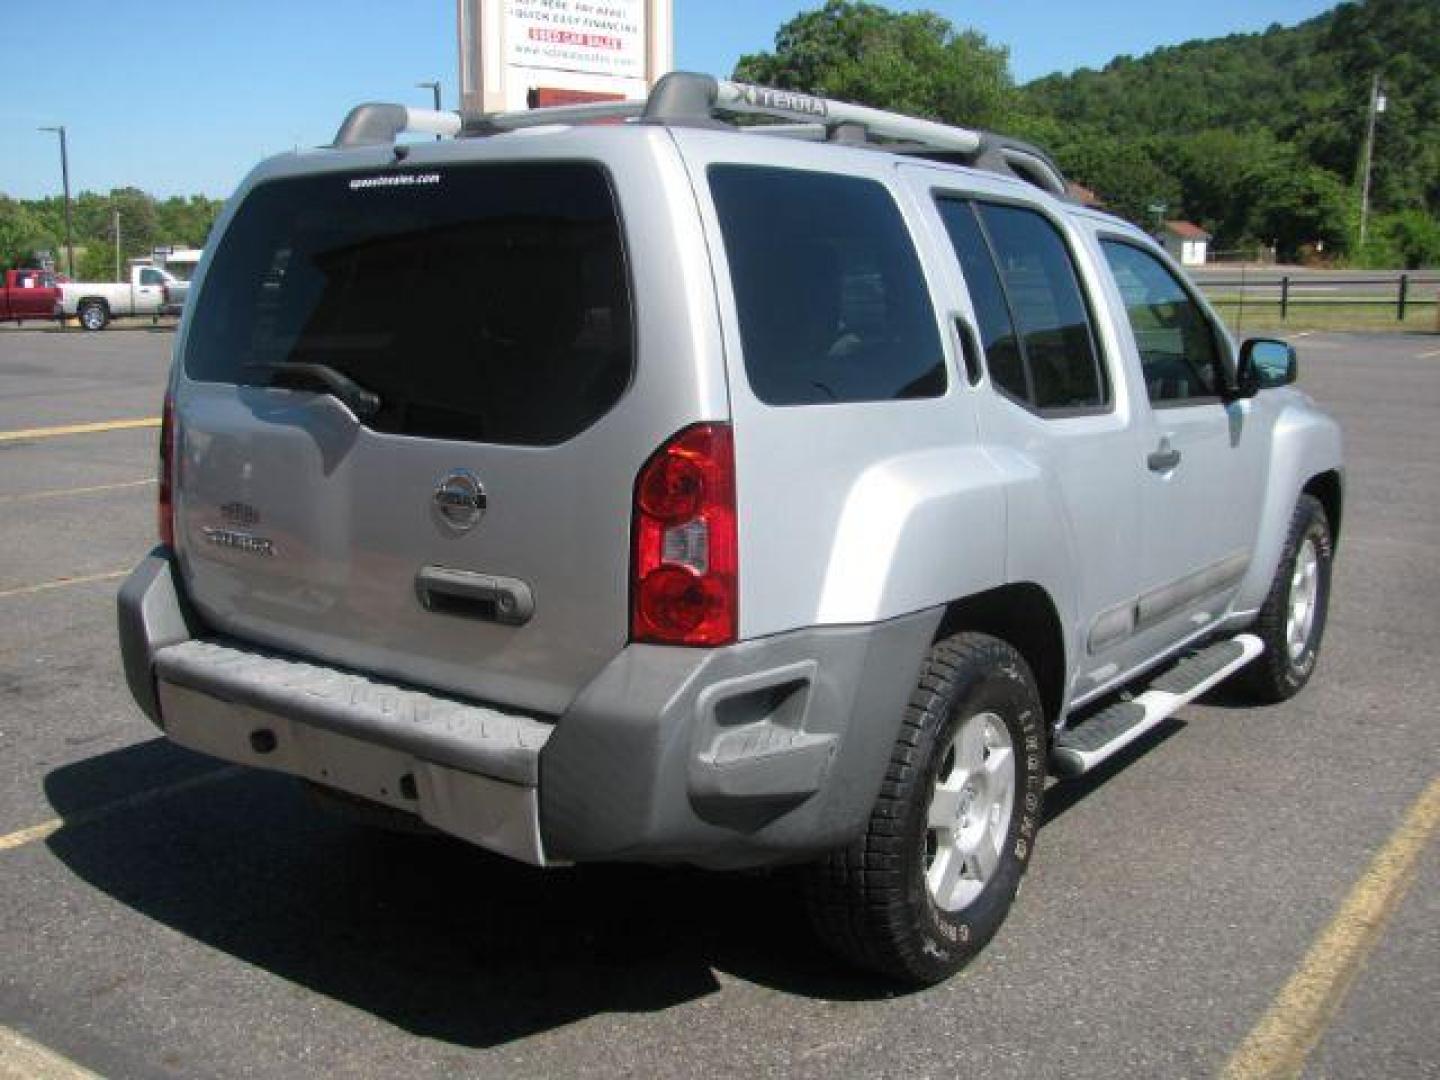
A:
335 72 1068 198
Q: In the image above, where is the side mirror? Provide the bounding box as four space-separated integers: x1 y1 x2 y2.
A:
1236 338 1297 397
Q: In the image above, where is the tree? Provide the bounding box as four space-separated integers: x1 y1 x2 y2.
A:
1047 129 1180 229
734 0 1017 129
0 197 43 268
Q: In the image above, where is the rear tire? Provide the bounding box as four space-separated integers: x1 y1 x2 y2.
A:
804 632 1047 985
78 300 109 331
1239 492 1333 703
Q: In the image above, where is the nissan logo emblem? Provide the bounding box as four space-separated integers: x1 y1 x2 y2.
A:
433 470 486 532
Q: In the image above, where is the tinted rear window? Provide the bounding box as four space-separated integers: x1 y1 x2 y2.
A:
708 165 945 406
185 163 632 446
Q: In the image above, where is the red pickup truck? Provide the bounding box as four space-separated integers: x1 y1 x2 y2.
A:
1 269 61 324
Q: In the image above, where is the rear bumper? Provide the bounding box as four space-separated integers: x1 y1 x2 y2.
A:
118 550 940 869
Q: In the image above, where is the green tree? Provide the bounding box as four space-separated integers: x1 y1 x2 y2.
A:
0 196 43 268
734 0 1017 129
1047 129 1180 228
1366 209 1440 268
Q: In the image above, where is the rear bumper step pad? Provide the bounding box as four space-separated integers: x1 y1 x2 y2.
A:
153 638 552 787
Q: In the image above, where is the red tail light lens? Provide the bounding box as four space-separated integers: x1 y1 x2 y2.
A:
631 423 737 646
158 392 176 548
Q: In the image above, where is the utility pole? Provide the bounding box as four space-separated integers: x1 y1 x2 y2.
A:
38 125 75 278
113 207 121 283
1358 74 1386 249
416 81 442 140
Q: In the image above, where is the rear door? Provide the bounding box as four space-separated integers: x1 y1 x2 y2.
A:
174 144 723 715
903 173 1153 693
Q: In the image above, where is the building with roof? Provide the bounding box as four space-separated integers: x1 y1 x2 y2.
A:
1161 220 1211 266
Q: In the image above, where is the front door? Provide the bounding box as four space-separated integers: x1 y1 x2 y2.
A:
1095 238 1267 653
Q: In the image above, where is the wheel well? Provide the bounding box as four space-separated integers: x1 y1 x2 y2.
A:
934 583 1066 727
1304 470 1343 543
79 297 109 311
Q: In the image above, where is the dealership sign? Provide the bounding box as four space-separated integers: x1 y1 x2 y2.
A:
459 0 673 114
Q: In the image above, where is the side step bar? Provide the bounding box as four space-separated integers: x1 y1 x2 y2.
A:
1051 634 1263 778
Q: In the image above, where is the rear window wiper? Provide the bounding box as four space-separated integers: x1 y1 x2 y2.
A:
243 362 381 419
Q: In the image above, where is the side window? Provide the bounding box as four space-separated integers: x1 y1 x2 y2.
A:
936 197 1107 413
1100 240 1221 404
935 200 1026 401
976 204 1106 411
709 165 946 406
140 267 165 286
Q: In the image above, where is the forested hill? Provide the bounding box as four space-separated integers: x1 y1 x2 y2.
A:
1018 0 1438 262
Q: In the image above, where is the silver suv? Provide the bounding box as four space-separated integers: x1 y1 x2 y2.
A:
118 73 1343 985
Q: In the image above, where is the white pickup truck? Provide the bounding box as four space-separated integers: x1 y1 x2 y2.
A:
60 264 181 330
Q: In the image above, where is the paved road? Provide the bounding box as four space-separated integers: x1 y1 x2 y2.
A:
1 328 1437 1079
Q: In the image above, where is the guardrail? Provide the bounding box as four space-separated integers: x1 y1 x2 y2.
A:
1194 273 1440 323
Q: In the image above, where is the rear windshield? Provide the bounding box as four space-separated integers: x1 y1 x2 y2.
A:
185 163 633 446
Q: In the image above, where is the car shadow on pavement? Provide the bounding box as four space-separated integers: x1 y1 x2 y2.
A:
43 739 895 1048
1042 717 1186 826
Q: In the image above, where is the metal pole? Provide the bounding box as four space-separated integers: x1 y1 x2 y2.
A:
416 81 442 140
113 207 121 283
39 125 76 277
1358 74 1379 250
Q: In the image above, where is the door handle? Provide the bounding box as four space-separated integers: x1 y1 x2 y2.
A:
416 566 534 626
1147 439 1181 472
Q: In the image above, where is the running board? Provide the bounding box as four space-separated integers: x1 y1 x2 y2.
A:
1051 634 1263 778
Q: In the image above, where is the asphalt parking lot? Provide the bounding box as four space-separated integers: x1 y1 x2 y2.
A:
1 327 1437 1079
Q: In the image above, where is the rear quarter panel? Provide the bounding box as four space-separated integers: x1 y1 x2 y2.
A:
671 131 1010 636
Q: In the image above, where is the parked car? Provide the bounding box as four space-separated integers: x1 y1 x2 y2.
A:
0 268 61 324
118 73 1343 985
59 264 181 330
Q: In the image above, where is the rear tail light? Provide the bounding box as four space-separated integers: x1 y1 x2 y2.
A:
631 423 737 646
157 392 176 548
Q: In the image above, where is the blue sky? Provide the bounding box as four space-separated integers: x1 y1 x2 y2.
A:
2 0 1336 200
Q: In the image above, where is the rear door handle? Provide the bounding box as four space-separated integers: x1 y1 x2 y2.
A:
1147 438 1181 472
416 566 534 625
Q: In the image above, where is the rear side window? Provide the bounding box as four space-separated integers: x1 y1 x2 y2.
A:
936 198 1107 413
1100 240 1222 404
185 163 632 446
709 165 945 406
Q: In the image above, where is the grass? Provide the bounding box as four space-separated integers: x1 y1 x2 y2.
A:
1205 299 1438 334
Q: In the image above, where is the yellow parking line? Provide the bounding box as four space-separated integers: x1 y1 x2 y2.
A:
0 765 243 853
0 479 154 504
0 1024 101 1079
0 417 160 443
0 570 129 599
1222 776 1440 1080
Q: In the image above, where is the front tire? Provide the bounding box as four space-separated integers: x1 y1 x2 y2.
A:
804 632 1047 985
1240 492 1333 702
78 300 109 331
